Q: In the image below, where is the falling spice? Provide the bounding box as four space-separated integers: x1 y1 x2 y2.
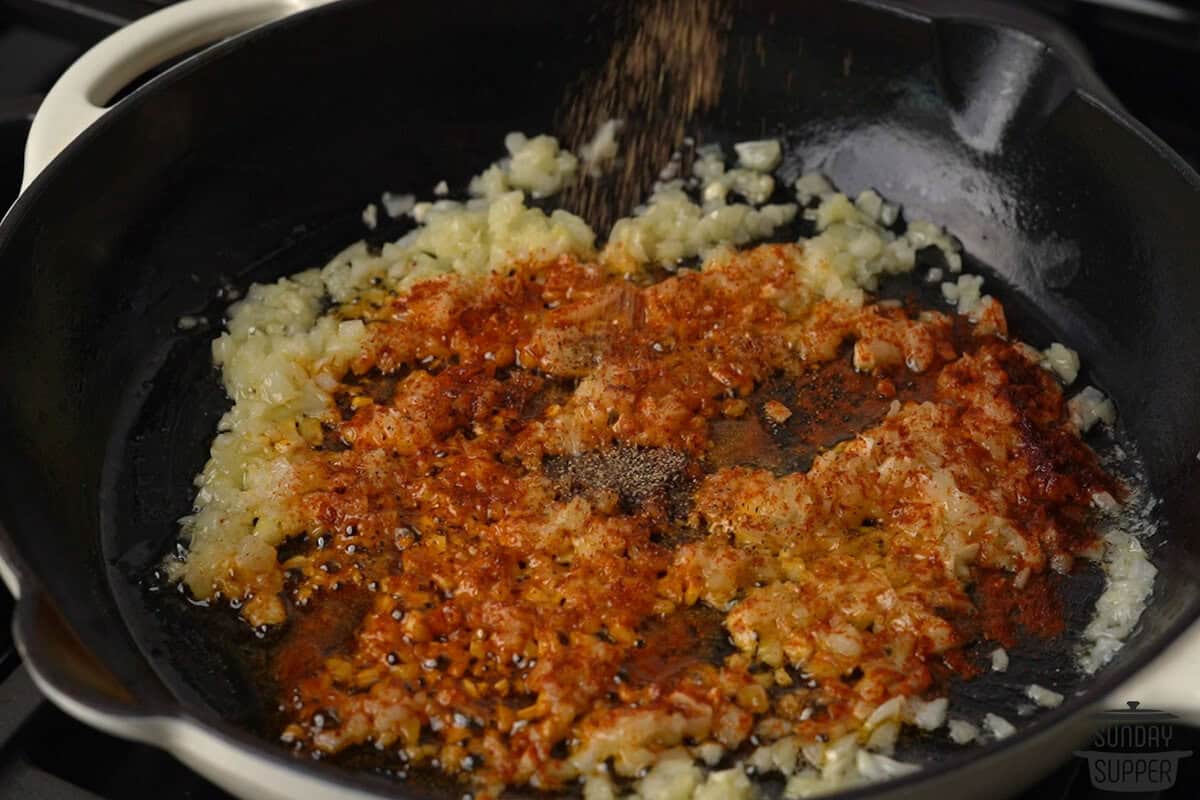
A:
558 0 733 231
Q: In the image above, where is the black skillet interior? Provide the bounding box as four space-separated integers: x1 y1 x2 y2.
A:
1 0 1200 796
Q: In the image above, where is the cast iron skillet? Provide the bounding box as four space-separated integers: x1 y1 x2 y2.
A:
2 0 1200 797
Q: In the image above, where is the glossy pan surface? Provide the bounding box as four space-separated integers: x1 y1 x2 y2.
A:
1 0 1199 797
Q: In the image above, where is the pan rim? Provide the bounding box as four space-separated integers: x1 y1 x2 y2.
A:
1 0 1198 797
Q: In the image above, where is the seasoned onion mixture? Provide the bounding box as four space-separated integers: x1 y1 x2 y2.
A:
172 133 1153 799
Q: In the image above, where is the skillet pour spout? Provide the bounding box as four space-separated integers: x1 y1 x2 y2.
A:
2 0 1200 799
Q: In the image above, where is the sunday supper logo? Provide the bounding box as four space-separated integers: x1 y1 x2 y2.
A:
1073 702 1193 792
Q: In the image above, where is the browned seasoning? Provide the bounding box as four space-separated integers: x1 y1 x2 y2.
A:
218 244 1124 798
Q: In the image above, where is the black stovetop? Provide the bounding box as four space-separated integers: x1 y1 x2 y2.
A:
1 1 1199 798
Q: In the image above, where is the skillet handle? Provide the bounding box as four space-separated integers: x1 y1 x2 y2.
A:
11 589 165 739
1 526 174 737
21 0 338 192
1109 619 1200 724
